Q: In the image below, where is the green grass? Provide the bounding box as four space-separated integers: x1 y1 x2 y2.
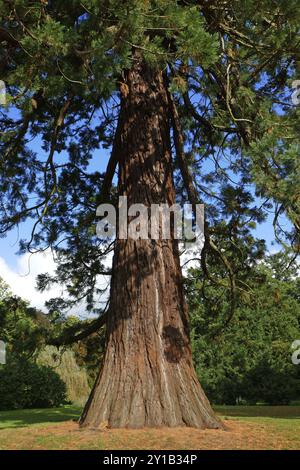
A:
0 405 81 429
214 405 300 442
0 405 300 449
1 405 300 430
215 404 300 419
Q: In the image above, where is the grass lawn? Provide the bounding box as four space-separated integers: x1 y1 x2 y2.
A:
0 405 82 430
0 405 300 450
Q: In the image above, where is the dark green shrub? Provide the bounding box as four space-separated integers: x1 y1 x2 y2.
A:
241 362 300 405
0 358 66 410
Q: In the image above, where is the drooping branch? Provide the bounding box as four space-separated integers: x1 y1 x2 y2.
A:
24 95 73 251
169 91 200 205
0 27 19 46
48 312 108 347
168 89 237 326
182 91 239 135
98 108 123 203
46 95 73 193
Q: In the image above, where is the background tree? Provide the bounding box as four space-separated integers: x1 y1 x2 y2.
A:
0 277 97 407
188 248 300 405
0 284 49 358
0 358 66 410
0 1 299 428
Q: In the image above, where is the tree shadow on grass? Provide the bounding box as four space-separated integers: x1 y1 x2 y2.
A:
0 405 82 429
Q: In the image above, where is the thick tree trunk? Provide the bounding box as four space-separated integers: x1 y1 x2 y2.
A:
80 55 222 429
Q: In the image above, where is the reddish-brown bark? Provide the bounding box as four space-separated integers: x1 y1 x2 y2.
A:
80 55 222 429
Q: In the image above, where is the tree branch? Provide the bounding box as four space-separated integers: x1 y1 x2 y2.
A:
98 109 123 202
168 90 237 327
48 312 108 347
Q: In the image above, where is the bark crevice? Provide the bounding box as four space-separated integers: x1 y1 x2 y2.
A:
80 56 223 429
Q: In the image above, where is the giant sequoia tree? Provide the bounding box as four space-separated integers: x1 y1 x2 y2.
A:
0 1 299 428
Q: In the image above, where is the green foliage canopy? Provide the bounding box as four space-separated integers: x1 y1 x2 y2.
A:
0 1 299 320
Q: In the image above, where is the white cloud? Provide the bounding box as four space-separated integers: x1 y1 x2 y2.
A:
180 237 204 274
0 249 113 315
0 239 202 313
0 251 63 311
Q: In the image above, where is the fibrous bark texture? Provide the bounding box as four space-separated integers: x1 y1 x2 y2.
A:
80 55 222 429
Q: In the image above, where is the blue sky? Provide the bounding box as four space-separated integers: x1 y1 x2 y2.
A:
0 127 111 310
0 150 282 312
0 105 286 311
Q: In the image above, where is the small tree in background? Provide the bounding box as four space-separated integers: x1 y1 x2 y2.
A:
0 358 66 410
188 250 300 405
